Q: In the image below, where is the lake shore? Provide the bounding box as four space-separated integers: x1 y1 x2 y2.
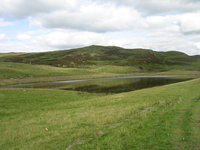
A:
1 70 199 86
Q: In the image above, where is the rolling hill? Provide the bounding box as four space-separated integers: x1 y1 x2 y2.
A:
1 45 200 71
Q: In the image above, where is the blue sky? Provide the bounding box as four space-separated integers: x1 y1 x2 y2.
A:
0 19 32 37
0 0 200 55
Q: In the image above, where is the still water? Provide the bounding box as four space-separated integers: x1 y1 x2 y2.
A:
4 75 192 94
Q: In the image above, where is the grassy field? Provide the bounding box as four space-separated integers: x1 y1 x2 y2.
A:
0 62 144 86
0 79 200 150
0 62 142 80
1 62 200 86
0 62 94 79
0 53 25 58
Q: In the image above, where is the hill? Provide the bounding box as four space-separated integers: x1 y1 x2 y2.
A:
0 45 200 71
0 62 94 80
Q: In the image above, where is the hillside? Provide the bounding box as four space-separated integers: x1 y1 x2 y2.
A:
0 62 94 80
1 45 200 71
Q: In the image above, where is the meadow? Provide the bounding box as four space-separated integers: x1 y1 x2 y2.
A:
0 78 200 150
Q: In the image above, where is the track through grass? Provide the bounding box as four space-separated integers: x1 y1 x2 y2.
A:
173 96 200 150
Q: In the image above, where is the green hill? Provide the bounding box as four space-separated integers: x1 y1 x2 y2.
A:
0 62 94 80
1 45 200 71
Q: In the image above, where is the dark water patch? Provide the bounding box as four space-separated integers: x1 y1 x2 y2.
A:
61 78 190 94
1 75 193 94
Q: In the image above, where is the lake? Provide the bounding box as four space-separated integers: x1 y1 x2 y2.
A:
3 75 193 94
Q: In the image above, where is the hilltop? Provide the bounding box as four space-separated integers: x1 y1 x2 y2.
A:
1 45 200 71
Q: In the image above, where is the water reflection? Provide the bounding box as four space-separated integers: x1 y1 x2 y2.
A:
61 78 190 93
4 76 192 94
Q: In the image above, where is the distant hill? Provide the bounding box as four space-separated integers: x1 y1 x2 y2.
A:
0 45 200 71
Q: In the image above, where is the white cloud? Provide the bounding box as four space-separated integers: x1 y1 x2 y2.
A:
1 29 110 51
1 27 199 55
2 0 200 18
29 2 144 32
0 0 72 18
178 12 200 34
17 33 31 40
195 42 200 49
35 29 109 48
123 35 200 55
103 0 200 15
145 15 178 29
0 0 200 55
0 41 47 53
0 33 6 40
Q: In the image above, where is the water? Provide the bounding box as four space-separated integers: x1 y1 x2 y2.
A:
3 75 192 94
61 77 190 93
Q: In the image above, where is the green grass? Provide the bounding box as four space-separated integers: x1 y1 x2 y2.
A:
84 65 140 73
0 45 200 86
0 52 25 58
1 62 199 86
1 45 200 71
0 62 142 80
0 62 93 79
0 79 200 150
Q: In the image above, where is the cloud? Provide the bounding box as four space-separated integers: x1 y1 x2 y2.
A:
104 0 200 15
0 29 110 52
29 2 144 32
17 33 31 40
0 33 6 40
1 0 200 33
144 12 200 36
1 0 200 19
0 41 46 53
1 27 199 55
0 0 200 55
0 0 71 18
178 12 200 34
145 15 178 29
35 29 109 49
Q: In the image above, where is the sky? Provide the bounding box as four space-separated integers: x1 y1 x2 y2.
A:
0 0 200 55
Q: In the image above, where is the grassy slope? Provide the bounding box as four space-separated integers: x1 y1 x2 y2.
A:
1 62 199 86
0 79 200 150
0 53 25 58
0 62 143 86
0 62 143 80
0 62 93 79
1 45 200 71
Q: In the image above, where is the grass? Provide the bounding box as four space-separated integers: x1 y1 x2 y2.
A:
0 45 200 87
0 62 93 79
0 62 199 86
84 65 140 73
0 62 144 81
0 78 200 150
0 52 25 58
1 45 200 150
1 45 200 71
